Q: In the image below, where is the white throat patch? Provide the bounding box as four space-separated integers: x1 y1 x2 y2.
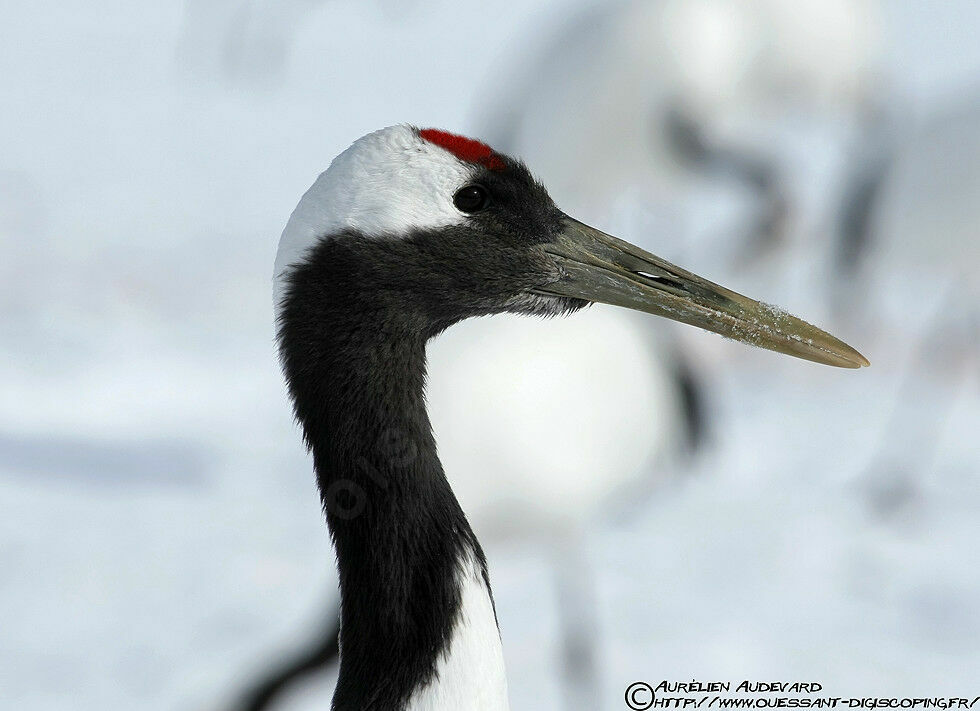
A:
273 125 476 317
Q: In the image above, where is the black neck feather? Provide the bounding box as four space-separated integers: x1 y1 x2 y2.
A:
277 235 488 711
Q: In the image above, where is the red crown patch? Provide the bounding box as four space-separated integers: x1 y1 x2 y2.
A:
419 128 506 171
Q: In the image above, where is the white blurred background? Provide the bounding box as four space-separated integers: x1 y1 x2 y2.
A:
1 2 979 710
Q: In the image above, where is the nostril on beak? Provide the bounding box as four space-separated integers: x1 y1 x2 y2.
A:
635 271 685 291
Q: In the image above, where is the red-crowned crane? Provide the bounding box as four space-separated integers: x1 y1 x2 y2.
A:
269 125 866 710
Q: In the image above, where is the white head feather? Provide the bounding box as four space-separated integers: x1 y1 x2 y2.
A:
273 125 475 317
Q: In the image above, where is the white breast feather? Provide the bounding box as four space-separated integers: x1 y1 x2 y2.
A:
406 550 509 711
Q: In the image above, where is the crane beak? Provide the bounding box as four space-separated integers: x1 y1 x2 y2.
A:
535 215 869 369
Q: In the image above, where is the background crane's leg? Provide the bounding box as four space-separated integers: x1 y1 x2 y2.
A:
553 533 601 711
230 607 340 711
860 281 978 520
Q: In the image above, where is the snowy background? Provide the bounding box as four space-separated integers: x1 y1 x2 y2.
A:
1 1 978 710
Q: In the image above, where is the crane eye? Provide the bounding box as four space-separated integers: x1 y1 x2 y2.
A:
453 184 491 213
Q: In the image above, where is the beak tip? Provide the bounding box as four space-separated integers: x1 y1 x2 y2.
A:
842 345 871 369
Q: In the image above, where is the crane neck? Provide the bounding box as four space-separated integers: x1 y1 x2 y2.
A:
276 236 509 711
